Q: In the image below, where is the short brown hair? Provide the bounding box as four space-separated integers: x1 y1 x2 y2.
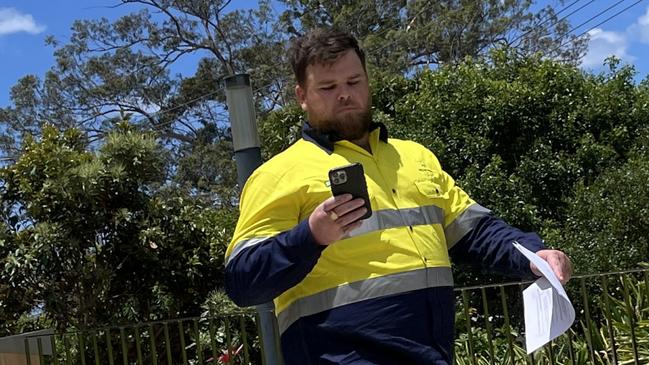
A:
288 28 366 86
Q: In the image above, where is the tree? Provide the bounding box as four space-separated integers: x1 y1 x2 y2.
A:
0 124 236 331
279 0 588 74
547 127 649 274
397 54 648 278
0 0 288 201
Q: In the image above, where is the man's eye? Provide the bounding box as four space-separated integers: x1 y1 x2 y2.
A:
321 85 335 90
348 80 359 85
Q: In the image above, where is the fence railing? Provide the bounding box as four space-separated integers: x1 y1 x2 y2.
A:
455 268 649 365
12 268 649 365
18 311 260 365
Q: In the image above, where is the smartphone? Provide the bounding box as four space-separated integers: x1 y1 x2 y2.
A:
328 162 372 220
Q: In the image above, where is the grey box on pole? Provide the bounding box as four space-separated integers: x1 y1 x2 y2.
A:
225 74 261 152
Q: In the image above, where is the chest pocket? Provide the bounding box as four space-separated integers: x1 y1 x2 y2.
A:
414 180 442 197
413 169 447 199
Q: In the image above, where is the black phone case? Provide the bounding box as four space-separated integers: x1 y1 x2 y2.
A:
328 163 372 220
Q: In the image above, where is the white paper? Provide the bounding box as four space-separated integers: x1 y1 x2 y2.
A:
513 241 575 354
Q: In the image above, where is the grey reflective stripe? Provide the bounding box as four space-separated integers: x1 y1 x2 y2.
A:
277 266 453 334
348 205 445 238
227 205 445 264
226 237 270 266
444 203 491 249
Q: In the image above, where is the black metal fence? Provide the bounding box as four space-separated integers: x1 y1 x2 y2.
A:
19 313 260 365
13 268 648 365
455 268 649 365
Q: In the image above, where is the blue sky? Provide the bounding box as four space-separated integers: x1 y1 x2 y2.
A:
1 0 648 107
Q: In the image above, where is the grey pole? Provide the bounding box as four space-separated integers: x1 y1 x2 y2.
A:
224 74 283 365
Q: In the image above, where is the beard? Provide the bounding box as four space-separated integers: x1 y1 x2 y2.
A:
309 102 373 141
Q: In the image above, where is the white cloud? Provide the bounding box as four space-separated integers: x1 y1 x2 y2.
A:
580 28 634 68
629 5 649 43
0 7 45 36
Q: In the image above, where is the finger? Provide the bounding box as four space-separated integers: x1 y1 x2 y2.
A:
549 255 568 284
530 263 541 277
547 255 561 280
562 255 573 282
322 194 353 212
342 218 364 233
337 207 368 227
335 198 366 217
560 255 572 282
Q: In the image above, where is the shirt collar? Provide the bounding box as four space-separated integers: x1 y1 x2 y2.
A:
302 121 389 154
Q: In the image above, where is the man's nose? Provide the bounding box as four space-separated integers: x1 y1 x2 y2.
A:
337 84 352 103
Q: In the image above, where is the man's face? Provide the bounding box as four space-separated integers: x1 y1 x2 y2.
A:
296 50 371 141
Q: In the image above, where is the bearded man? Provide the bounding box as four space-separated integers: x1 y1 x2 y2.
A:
224 28 572 365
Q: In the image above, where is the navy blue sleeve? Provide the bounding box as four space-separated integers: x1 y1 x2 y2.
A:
449 214 546 279
225 219 326 307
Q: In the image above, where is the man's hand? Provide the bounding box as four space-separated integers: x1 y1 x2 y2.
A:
531 249 573 285
309 194 367 246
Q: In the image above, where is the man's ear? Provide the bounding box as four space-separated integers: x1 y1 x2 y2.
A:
295 84 308 111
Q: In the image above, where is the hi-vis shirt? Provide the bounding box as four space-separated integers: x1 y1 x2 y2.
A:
225 123 544 365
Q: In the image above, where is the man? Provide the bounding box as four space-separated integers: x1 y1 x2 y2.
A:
224 28 572 365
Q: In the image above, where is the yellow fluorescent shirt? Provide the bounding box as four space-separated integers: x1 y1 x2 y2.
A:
226 126 484 327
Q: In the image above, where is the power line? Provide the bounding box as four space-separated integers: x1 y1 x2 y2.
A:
365 0 599 62
564 0 629 35
134 86 225 133
155 88 225 119
510 0 595 46
581 0 644 35
552 0 643 57
363 0 641 68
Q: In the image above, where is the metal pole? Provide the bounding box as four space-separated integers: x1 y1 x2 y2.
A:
224 74 283 365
